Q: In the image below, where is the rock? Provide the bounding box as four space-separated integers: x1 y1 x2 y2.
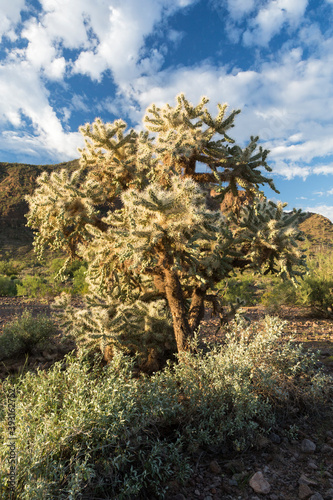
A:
309 494 324 500
321 444 333 455
299 474 318 486
209 460 221 474
298 483 313 499
256 435 271 449
224 459 244 472
308 461 318 470
249 471 271 495
269 495 279 500
325 488 333 499
171 495 186 500
301 439 316 454
228 479 238 487
269 432 281 444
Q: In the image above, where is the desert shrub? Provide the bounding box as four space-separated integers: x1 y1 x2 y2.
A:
217 276 258 306
47 258 88 295
297 277 333 317
16 275 58 298
260 278 297 312
0 275 20 297
0 310 57 360
71 264 88 295
0 316 331 499
0 259 23 277
306 250 333 280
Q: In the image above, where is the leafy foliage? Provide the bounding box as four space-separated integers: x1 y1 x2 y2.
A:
0 316 330 499
0 276 19 297
0 310 57 361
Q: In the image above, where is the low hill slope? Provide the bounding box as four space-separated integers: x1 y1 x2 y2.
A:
0 161 332 258
299 212 333 251
0 160 79 257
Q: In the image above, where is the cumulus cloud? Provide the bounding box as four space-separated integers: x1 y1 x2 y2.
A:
0 0 332 183
0 0 200 160
0 0 25 40
0 61 80 160
243 0 308 46
119 34 333 180
305 205 333 221
312 165 333 175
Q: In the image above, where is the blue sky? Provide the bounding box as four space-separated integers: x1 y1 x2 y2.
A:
0 0 333 220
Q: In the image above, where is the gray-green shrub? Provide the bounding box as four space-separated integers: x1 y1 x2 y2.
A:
0 310 57 360
298 277 333 317
0 316 331 499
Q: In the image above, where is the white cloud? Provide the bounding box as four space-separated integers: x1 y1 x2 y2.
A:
305 205 333 222
313 165 333 175
121 37 333 178
226 0 256 19
0 61 80 160
0 0 25 40
0 0 201 160
243 0 308 46
0 0 331 177
272 161 311 180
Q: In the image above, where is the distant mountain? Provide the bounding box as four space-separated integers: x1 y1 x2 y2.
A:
0 161 332 257
299 212 333 251
0 160 79 257
0 160 80 225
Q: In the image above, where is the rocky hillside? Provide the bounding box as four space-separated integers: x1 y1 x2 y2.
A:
0 160 332 257
299 212 333 251
0 160 80 225
0 160 79 257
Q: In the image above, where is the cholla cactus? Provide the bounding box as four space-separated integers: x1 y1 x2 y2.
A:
233 199 307 282
27 94 307 365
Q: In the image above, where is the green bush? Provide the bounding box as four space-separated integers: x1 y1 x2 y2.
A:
298 277 333 317
0 316 331 499
71 265 88 294
48 258 88 295
0 275 20 296
16 275 56 298
0 259 23 277
0 310 57 360
217 276 258 306
260 279 297 312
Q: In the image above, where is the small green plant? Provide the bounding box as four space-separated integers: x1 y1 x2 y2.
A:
71 264 88 294
298 277 333 317
218 276 258 306
0 275 20 297
16 275 56 298
260 278 297 313
0 259 23 277
0 310 57 360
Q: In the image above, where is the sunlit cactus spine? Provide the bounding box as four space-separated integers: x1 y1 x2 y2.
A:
27 93 307 370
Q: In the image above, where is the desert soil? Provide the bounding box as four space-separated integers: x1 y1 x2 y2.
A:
0 297 333 500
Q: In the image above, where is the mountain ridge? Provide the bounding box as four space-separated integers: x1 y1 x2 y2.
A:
0 160 332 257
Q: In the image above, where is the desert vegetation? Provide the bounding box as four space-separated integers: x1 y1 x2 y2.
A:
0 94 332 499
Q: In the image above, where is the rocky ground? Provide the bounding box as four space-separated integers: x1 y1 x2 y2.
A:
0 298 332 500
